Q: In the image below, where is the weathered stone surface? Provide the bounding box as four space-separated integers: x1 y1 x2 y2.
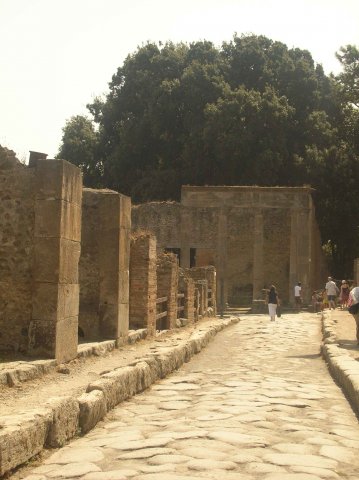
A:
78 390 107 434
0 409 52 476
45 396 80 447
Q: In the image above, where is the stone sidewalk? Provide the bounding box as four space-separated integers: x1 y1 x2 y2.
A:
0 317 239 477
21 312 359 480
321 308 359 418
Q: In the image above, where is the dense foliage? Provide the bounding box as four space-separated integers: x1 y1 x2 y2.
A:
57 35 359 278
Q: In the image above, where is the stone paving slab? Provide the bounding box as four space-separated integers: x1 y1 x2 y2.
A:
0 317 238 476
20 313 359 480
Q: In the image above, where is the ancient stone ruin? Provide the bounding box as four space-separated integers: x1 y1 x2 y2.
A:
132 185 327 308
0 146 215 362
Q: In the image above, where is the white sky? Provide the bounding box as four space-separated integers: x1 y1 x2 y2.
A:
0 0 358 161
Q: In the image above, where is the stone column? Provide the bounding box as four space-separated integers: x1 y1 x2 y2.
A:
157 253 179 329
252 211 264 300
98 192 131 344
289 207 311 303
217 208 228 310
129 234 157 334
178 271 195 324
29 159 82 363
184 277 195 323
180 207 191 268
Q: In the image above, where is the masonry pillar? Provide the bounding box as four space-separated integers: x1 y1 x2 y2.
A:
129 234 157 334
29 159 82 363
289 207 311 303
217 207 228 311
99 192 131 343
180 207 191 268
252 211 264 300
157 253 179 329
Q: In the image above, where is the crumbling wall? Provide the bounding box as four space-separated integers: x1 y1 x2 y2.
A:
0 147 82 362
132 202 181 250
0 148 35 353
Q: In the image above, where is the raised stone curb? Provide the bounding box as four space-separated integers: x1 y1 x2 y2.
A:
0 317 239 476
0 330 148 389
321 311 359 415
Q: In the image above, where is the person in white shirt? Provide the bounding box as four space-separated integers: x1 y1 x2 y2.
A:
294 282 302 311
325 276 339 310
348 286 359 344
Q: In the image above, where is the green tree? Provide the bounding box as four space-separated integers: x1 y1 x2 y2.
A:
57 115 102 187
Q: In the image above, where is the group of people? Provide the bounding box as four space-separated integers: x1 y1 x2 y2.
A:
311 277 350 312
265 277 351 321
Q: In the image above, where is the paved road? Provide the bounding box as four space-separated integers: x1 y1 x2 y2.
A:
25 313 359 480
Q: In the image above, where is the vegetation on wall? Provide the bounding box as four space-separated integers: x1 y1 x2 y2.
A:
57 35 359 278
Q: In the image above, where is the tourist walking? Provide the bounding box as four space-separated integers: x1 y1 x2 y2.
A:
294 282 302 311
325 276 339 310
348 286 359 344
266 285 280 322
340 279 350 309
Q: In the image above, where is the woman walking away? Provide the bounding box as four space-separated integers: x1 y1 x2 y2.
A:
267 285 280 322
340 280 350 309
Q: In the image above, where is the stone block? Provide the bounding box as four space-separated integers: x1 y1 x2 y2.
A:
45 396 80 447
0 409 52 476
118 302 129 341
87 366 137 410
119 269 129 303
78 390 107 434
119 194 131 230
55 316 78 363
36 159 82 205
35 200 81 241
119 228 131 271
33 237 60 283
59 238 81 284
32 283 79 322
28 315 78 362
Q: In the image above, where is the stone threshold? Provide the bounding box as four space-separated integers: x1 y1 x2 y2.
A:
0 317 239 476
321 312 359 416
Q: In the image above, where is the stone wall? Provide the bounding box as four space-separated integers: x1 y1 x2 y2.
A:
131 202 181 251
133 186 325 306
79 189 131 343
0 148 35 353
129 234 157 334
0 147 82 361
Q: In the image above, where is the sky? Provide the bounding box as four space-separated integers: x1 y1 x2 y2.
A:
0 0 358 162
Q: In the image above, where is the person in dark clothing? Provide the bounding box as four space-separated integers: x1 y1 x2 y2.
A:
266 285 280 321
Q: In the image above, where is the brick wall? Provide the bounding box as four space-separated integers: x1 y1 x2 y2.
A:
129 234 157 334
156 253 179 329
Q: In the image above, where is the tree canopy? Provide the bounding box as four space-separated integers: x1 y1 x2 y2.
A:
57 34 359 278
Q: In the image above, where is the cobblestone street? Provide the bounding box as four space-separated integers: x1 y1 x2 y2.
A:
25 313 359 480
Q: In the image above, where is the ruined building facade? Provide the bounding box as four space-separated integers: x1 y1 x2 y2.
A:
132 186 327 307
